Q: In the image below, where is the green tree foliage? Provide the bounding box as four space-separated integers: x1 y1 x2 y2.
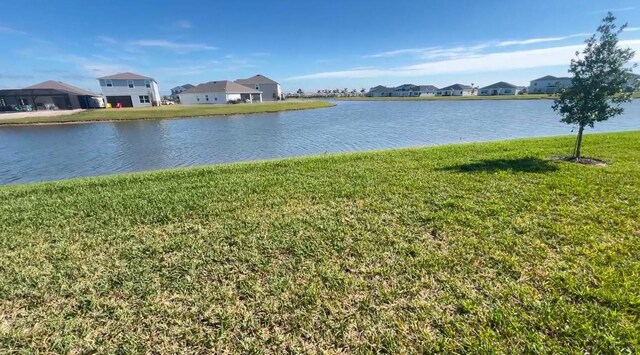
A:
552 12 638 159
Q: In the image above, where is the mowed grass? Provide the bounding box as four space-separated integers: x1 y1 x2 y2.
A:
0 100 334 125
1 131 639 353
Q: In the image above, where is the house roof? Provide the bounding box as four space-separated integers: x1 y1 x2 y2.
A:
531 75 571 82
235 74 278 85
368 85 393 92
480 81 518 90
183 81 262 94
440 84 472 90
98 72 155 81
23 80 98 96
419 85 439 91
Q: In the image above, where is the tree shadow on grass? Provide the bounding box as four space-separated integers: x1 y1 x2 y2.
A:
438 157 559 173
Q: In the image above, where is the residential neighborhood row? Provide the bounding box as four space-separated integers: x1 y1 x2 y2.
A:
1 72 638 111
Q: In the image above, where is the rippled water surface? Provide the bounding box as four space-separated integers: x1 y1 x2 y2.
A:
1 100 639 185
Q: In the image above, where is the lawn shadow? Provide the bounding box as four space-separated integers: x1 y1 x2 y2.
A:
438 157 559 173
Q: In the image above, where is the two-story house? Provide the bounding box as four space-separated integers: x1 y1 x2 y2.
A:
234 75 282 101
97 72 161 108
528 75 572 94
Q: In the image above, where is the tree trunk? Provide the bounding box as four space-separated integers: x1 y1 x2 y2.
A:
574 124 585 160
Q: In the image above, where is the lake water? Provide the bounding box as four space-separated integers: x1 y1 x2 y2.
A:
1 100 639 185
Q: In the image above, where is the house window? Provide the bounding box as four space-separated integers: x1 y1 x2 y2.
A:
145 80 151 88
205 95 209 101
139 95 150 104
106 80 113 87
128 80 135 88
214 97 217 101
255 85 259 90
197 97 200 102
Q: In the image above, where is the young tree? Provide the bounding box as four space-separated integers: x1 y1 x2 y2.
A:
552 12 638 160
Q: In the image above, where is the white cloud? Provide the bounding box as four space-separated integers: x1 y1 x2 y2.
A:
0 25 26 35
364 33 593 61
496 33 589 47
129 39 216 52
287 40 640 80
625 27 640 32
587 7 635 15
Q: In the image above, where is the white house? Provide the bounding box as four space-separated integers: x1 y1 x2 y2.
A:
178 80 262 105
418 85 438 97
528 75 572 94
97 72 161 108
436 84 475 96
478 82 523 96
235 75 282 101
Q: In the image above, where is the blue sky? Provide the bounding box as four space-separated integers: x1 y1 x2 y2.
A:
1 0 640 94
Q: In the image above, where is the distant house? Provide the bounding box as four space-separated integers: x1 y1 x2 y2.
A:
418 85 438 97
170 84 195 98
626 73 639 92
0 80 103 110
478 82 523 96
98 72 161 108
178 80 262 104
235 74 282 101
394 84 420 97
528 75 572 94
367 85 394 97
436 84 475 96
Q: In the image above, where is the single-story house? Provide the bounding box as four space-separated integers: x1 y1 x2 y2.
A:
528 75 572 94
178 80 262 104
98 72 161 108
394 84 420 97
436 84 475 96
478 81 523 96
235 75 282 101
0 80 104 111
367 85 394 97
418 85 438 97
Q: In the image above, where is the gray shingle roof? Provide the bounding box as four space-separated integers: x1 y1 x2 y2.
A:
98 72 155 81
419 85 438 91
183 81 262 94
235 74 278 85
24 80 98 96
440 84 472 90
480 81 518 90
531 75 571 81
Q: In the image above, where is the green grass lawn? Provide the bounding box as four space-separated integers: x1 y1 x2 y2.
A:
0 100 334 126
1 131 639 353
336 94 553 101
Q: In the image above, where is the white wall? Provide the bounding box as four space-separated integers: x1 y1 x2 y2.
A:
99 79 161 107
253 83 281 101
528 78 572 94
179 92 228 105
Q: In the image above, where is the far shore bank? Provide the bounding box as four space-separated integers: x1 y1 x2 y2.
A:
0 101 334 126
335 92 640 101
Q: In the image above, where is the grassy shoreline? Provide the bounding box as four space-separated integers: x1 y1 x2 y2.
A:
1 131 639 352
0 100 334 126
